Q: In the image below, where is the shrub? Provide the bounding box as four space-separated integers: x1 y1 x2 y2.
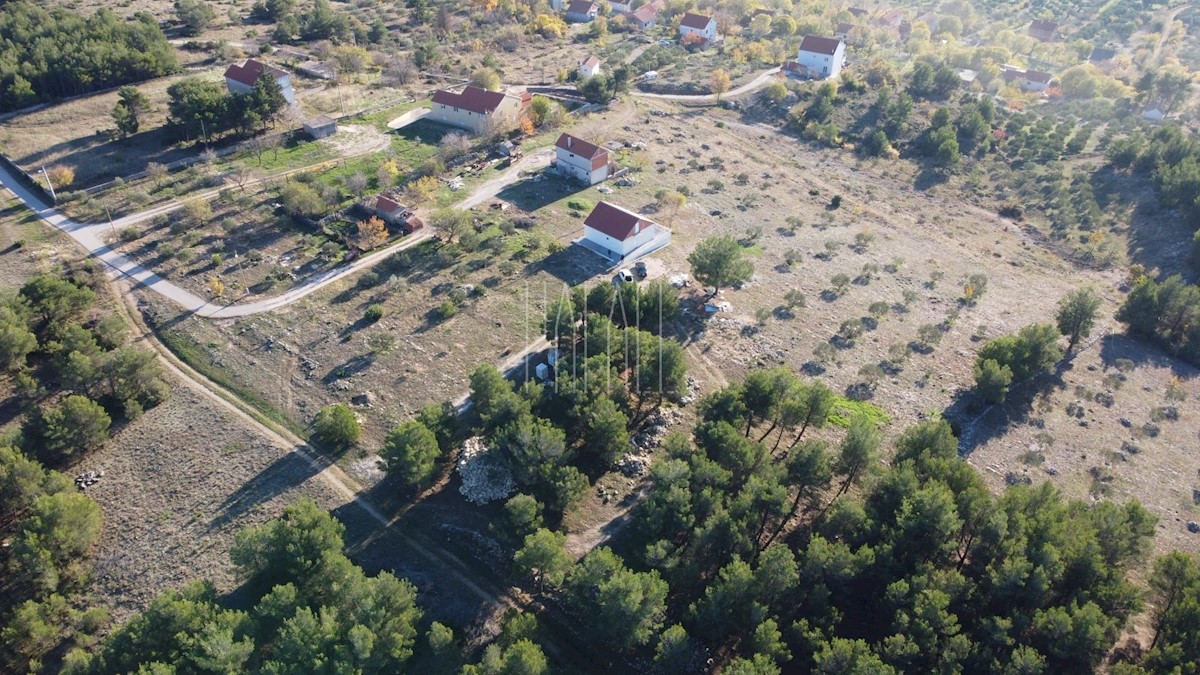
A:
830 195 843 209
365 304 385 322
313 403 360 450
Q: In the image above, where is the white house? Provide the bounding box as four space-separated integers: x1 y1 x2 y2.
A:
1002 66 1052 93
796 35 846 80
678 12 718 43
566 0 600 22
224 59 296 105
578 55 601 79
581 201 669 262
555 133 612 185
1142 106 1165 121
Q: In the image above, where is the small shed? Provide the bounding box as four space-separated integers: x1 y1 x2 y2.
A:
303 115 337 139
373 195 408 225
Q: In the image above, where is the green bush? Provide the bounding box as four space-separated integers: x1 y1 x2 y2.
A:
312 403 360 450
364 304 385 323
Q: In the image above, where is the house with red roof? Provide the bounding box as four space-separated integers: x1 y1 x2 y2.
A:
796 35 846 79
566 0 600 22
554 133 613 185
578 55 601 79
429 85 531 135
624 1 663 30
679 12 718 42
1028 19 1059 42
1001 65 1053 92
580 201 670 262
224 59 295 105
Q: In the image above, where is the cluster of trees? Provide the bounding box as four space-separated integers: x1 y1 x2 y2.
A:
1117 275 1200 366
258 0 356 45
0 447 104 673
906 59 962 100
505 367 1165 672
0 3 178 111
461 282 687 518
1 270 166 671
165 72 288 143
1107 125 1200 229
973 288 1101 403
8 274 169 461
67 500 430 673
578 67 633 104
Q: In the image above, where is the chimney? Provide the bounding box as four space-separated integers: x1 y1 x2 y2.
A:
567 136 573 148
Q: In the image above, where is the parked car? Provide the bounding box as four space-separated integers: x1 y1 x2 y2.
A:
613 268 634 284
634 261 648 278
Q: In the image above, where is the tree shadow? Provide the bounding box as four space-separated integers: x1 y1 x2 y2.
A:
1098 333 1199 379
949 368 1070 457
913 162 950 191
323 353 375 383
207 451 323 532
494 173 590 213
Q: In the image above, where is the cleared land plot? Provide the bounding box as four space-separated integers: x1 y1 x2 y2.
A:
0 67 227 188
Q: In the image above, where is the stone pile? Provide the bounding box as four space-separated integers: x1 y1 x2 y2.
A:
457 437 515 505
75 470 103 490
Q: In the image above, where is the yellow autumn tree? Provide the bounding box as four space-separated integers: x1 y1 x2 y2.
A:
407 175 440 204
519 115 535 136
47 166 75 189
209 276 225 298
357 216 389 250
376 160 400 188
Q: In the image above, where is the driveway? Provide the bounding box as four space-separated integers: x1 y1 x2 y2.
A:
387 107 432 130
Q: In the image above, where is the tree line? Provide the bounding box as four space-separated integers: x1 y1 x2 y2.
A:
506 366 1192 673
0 2 178 112
1107 125 1200 233
1 267 170 672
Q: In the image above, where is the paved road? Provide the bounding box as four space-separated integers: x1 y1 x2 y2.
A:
632 66 781 101
0 147 548 318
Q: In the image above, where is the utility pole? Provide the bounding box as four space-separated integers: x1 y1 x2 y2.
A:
106 207 116 239
39 166 56 203
200 118 210 147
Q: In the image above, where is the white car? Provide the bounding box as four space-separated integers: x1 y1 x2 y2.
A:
613 269 634 284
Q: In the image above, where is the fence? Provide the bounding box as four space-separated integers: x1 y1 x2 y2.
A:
0 152 56 204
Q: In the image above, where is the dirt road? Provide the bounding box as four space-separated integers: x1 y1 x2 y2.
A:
633 66 781 102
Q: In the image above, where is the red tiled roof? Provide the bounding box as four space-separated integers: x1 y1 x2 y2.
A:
1029 19 1058 33
798 35 842 56
431 86 509 115
628 2 659 22
224 59 287 87
567 0 598 13
1023 69 1052 83
376 196 404 213
680 12 714 29
556 133 607 160
580 55 601 69
584 202 654 242
848 6 868 17
836 22 854 34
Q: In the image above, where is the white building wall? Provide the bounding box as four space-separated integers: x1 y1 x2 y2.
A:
796 43 845 79
584 223 658 259
556 149 608 185
679 22 716 41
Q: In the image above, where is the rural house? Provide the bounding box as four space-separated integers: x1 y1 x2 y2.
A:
876 9 905 30
303 115 336 139
554 133 612 185
579 201 670 262
835 22 856 41
224 59 296 105
624 1 663 30
795 35 846 79
1028 19 1059 42
367 195 423 233
1088 46 1117 64
430 85 531 135
1002 66 1053 92
608 0 633 11
578 55 601 79
678 12 718 43
848 6 868 18
565 0 600 22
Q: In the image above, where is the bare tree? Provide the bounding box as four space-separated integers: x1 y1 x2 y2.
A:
345 172 369 197
146 162 168 188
